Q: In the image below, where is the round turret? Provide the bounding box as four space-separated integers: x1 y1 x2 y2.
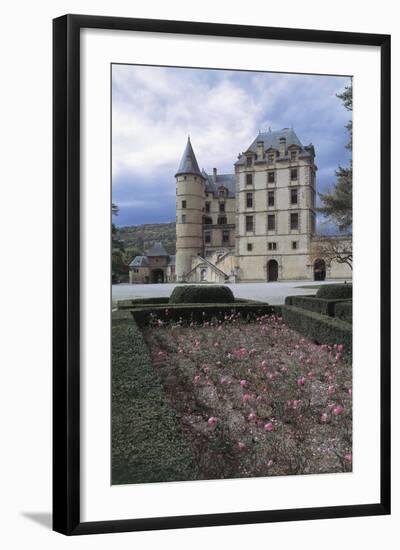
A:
175 137 205 281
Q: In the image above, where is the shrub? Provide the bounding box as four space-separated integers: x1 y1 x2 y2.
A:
169 285 235 304
334 301 352 324
316 283 352 300
282 305 352 356
132 303 278 327
285 295 351 317
117 297 168 309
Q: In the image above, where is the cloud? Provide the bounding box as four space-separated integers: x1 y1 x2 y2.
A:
112 64 351 227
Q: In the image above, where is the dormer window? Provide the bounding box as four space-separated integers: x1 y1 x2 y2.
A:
219 187 226 197
246 156 252 167
268 153 274 163
290 150 297 161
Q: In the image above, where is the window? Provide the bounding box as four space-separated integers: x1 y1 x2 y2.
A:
267 214 276 231
290 212 299 230
219 202 225 212
246 216 254 232
268 153 274 163
181 200 186 209
204 216 212 225
268 242 277 251
292 241 298 250
267 171 275 184
246 193 253 208
205 202 210 213
246 173 253 186
205 232 211 244
181 214 186 224
247 243 253 251
217 216 227 225
268 190 275 207
222 230 229 243
291 188 298 205
311 211 316 233
291 168 298 181
246 156 252 167
219 187 226 197
290 150 297 161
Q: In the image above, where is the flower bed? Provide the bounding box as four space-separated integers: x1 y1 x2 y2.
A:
142 312 352 480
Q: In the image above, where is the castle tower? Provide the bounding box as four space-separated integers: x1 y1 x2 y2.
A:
175 137 206 281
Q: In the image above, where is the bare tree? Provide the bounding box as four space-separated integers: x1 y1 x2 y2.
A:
310 237 352 271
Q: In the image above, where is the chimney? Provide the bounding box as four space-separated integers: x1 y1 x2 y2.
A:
213 168 217 182
256 140 265 160
279 137 286 157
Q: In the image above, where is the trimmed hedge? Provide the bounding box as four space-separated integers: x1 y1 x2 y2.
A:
118 296 263 310
169 285 235 304
316 283 352 300
132 303 279 327
284 295 351 317
282 305 352 356
112 310 197 484
334 301 353 324
117 297 168 309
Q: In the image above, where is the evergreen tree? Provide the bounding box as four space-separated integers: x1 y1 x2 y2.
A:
318 82 352 232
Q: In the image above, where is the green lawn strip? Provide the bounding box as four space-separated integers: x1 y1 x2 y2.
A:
112 310 197 484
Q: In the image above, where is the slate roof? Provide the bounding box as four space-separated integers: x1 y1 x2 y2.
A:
129 256 149 268
175 137 205 178
235 128 313 165
202 171 236 197
146 241 169 257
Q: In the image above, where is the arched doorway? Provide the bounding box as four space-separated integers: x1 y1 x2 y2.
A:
267 259 278 282
314 259 326 281
151 269 164 283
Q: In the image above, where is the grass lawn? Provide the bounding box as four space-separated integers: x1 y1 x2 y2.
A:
143 313 352 480
112 311 196 484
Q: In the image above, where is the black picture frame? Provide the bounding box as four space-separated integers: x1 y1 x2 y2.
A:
53 14 391 535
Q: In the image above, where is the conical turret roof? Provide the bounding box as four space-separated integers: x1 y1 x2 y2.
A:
175 137 204 178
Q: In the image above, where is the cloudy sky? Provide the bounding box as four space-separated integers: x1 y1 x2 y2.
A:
112 64 351 229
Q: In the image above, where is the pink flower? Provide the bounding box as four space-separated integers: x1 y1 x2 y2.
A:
348 388 352 396
267 459 273 467
332 405 344 416
328 384 335 394
193 374 201 384
337 344 344 352
237 441 246 450
264 422 274 432
297 376 306 387
248 412 256 421
344 452 352 463
234 347 247 358
243 393 250 403
320 412 328 423
240 379 247 388
207 416 218 426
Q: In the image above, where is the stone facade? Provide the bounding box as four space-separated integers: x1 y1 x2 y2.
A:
129 242 175 284
175 130 352 283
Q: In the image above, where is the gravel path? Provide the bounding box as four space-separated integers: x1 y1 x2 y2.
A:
112 280 348 306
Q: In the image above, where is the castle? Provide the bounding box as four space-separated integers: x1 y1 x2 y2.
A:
129 128 352 284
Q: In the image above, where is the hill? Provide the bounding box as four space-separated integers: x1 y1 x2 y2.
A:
116 222 176 262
